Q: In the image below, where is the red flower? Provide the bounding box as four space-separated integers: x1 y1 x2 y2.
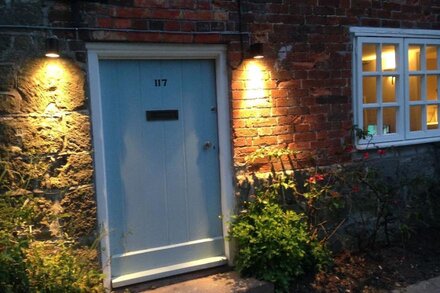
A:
377 149 386 156
308 174 325 184
344 144 354 153
315 174 325 181
352 185 360 193
363 152 369 160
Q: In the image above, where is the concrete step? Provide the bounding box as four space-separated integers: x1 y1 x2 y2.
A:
146 272 274 293
113 268 274 293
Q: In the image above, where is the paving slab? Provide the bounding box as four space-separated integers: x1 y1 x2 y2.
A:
145 272 274 293
392 276 440 293
113 268 274 293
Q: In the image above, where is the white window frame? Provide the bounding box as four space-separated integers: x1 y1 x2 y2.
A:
351 27 440 149
404 39 440 140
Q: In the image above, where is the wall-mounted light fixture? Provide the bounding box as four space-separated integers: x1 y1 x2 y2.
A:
45 36 60 58
248 43 265 59
231 0 265 68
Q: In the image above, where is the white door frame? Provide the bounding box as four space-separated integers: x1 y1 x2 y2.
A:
86 43 235 289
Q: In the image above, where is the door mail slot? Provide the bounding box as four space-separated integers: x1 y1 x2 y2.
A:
146 110 179 121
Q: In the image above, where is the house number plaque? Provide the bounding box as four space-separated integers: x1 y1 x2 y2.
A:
154 79 167 87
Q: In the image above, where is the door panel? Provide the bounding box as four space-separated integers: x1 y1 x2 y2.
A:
99 59 224 283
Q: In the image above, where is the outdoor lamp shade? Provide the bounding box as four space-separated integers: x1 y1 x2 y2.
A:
248 43 264 59
45 37 60 58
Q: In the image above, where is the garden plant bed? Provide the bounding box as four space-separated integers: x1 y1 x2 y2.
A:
294 228 440 292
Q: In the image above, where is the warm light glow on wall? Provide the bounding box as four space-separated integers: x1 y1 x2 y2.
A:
45 62 64 79
31 58 76 113
43 60 69 95
241 60 271 109
44 102 62 117
245 61 265 99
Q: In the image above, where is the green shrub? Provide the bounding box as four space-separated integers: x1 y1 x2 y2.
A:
0 163 104 292
229 191 331 292
25 241 103 293
0 193 35 293
0 232 29 293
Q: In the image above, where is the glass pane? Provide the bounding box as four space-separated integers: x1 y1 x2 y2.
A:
363 77 377 103
426 46 437 70
409 75 422 101
427 105 438 130
382 44 396 71
382 76 396 102
410 106 422 131
363 108 378 135
362 44 377 72
409 45 421 71
427 75 438 100
383 107 397 134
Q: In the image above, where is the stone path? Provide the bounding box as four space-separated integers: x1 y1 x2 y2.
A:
146 272 273 293
392 276 440 293
116 271 440 292
113 270 274 293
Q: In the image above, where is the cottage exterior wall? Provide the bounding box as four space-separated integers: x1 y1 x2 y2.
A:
1 0 440 272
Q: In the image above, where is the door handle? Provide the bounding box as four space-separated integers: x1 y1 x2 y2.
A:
203 141 213 150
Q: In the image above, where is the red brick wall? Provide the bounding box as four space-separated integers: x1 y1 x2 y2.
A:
46 0 440 169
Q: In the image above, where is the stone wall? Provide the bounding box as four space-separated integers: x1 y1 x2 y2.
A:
0 1 95 241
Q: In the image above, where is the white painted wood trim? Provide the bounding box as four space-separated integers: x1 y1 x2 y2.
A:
352 31 440 148
112 256 228 288
85 43 228 59
356 37 406 146
350 27 440 38
356 136 440 150
214 48 235 266
404 39 440 140
86 43 234 289
86 51 112 290
112 237 224 259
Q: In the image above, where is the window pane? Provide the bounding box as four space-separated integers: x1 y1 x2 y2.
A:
363 77 377 103
362 44 377 72
427 105 438 130
382 76 396 102
427 75 438 100
382 44 396 71
409 45 421 71
410 106 422 131
363 108 378 135
409 75 422 101
383 107 397 134
426 46 438 70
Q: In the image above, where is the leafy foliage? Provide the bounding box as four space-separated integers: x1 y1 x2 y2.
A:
231 145 440 291
243 147 347 245
229 191 331 292
26 241 103 292
0 230 29 293
0 193 36 293
0 160 104 292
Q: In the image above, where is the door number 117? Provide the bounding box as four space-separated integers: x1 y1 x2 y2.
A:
154 79 167 87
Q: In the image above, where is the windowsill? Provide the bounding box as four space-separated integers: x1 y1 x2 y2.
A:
356 136 440 150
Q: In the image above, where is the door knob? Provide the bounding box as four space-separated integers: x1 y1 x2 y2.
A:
203 141 213 150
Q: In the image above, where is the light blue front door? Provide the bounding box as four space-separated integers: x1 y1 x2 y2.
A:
99 59 225 286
